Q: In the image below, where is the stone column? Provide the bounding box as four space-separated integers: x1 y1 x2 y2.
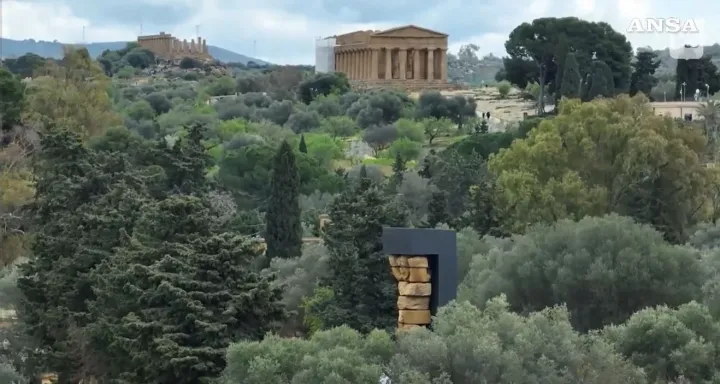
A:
350 50 360 80
398 48 407 80
440 49 448 81
339 51 345 74
385 48 393 80
353 50 359 79
358 50 364 79
347 51 351 79
362 50 368 79
413 49 421 80
360 49 368 80
371 49 379 80
427 48 435 82
351 50 357 80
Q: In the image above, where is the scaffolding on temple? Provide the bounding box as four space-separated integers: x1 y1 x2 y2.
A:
315 37 336 73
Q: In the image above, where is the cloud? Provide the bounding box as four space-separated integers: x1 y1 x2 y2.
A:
2 0 718 64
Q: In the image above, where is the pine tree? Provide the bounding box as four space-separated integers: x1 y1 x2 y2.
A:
387 152 406 192
17 128 149 378
265 140 302 260
479 119 489 134
147 123 213 195
317 177 408 333
89 196 285 383
418 149 437 179
560 53 581 99
299 134 308 153
465 180 504 236
587 61 614 100
630 51 660 97
426 191 450 228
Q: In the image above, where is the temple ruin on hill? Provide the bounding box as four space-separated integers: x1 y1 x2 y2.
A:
137 32 212 61
316 25 453 91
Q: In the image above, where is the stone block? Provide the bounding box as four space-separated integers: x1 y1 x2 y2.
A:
407 256 429 268
407 267 431 282
388 255 409 267
397 323 424 332
398 309 431 325
397 296 430 310
398 282 431 296
390 266 409 281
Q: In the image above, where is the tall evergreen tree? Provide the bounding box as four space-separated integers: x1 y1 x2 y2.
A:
587 61 614 99
426 191 450 228
387 153 406 192
418 149 437 179
265 140 302 260
317 176 408 333
552 34 570 105
675 56 720 100
560 53 581 99
148 123 213 195
17 128 148 379
299 134 308 153
88 196 285 383
629 51 660 97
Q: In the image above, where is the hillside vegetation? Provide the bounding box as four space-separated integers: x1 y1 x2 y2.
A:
2 16 720 384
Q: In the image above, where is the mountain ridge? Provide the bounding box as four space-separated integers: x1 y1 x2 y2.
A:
0 38 269 65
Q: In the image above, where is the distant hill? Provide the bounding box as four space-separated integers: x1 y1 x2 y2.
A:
0 38 269 65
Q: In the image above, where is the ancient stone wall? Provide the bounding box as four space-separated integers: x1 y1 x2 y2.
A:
389 255 432 330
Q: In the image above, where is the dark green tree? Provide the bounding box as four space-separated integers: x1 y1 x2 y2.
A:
675 56 720 100
629 50 660 98
426 191 449 228
559 52 581 99
418 149 437 179
0 67 24 131
504 17 632 111
299 134 308 153
464 179 503 236
265 140 302 260
316 172 408 333
297 72 350 104
17 128 148 380
88 196 285 384
477 119 489 134
387 152 406 192
587 61 614 99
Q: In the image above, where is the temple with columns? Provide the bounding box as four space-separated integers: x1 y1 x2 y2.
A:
137 32 212 61
325 25 451 90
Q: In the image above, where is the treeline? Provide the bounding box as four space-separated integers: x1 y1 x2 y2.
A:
496 17 720 109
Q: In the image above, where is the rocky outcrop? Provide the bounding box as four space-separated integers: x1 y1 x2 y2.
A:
388 255 432 331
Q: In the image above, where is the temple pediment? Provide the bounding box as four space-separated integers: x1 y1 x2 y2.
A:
372 25 448 38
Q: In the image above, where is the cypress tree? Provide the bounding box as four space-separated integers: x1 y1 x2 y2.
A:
560 53 581 99
588 61 614 100
388 153 406 192
265 140 302 259
427 191 450 228
299 134 308 153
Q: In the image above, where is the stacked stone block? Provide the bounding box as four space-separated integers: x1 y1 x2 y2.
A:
388 255 432 331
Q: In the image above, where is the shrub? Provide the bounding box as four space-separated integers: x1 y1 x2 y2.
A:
496 81 512 98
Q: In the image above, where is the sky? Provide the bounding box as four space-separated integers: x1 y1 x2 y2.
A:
1 0 717 65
